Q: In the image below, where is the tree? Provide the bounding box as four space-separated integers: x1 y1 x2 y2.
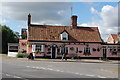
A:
0 25 19 54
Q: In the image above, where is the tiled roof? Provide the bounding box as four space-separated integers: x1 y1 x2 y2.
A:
111 34 118 41
28 24 102 43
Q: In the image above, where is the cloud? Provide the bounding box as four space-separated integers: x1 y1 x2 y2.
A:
0 19 8 24
79 5 118 41
1 2 72 26
90 7 98 14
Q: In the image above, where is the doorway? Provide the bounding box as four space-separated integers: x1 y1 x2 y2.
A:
51 47 56 59
103 46 107 59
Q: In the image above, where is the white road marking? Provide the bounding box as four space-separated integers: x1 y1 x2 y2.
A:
25 65 108 78
26 66 30 68
47 68 53 70
75 73 79 75
5 74 11 76
56 70 60 72
59 71 64 72
97 75 107 78
86 74 95 77
41 67 46 69
4 73 22 78
32 66 36 68
13 76 21 78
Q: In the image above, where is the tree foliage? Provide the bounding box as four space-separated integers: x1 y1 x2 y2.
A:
0 25 19 53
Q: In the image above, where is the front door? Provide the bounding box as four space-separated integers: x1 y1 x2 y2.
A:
103 46 107 59
52 47 56 59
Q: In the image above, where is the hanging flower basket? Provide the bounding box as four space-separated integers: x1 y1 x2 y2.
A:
70 47 74 51
93 48 96 51
22 43 27 46
79 51 82 53
83 52 91 56
112 51 117 55
48 48 51 51
97 48 100 52
47 52 51 54
45 45 48 47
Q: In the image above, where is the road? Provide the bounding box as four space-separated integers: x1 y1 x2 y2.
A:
1 55 119 80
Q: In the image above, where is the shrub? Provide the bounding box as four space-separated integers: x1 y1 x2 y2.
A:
16 53 28 58
69 53 78 59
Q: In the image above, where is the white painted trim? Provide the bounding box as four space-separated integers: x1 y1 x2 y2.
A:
41 45 45 52
51 47 52 58
61 31 68 40
32 44 36 52
55 48 57 58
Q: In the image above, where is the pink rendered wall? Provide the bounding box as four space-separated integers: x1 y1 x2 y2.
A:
66 43 103 57
19 41 119 58
103 45 119 57
27 42 103 57
19 39 28 53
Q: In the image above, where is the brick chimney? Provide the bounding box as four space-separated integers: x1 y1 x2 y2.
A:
71 15 77 28
28 13 31 25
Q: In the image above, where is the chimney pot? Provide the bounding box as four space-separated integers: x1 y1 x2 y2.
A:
28 13 31 25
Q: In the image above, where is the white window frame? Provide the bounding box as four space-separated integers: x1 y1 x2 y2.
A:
84 47 91 53
60 32 68 40
32 44 36 52
32 44 45 52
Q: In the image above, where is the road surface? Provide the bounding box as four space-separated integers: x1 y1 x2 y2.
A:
1 55 119 80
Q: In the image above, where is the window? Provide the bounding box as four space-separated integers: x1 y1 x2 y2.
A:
35 45 41 52
60 47 68 54
65 47 68 54
109 47 112 52
118 46 120 52
32 44 44 52
61 47 65 54
76 47 78 53
84 47 90 53
9 46 18 52
61 32 68 40
113 46 117 52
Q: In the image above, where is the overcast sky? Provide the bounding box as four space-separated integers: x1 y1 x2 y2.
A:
0 1 119 41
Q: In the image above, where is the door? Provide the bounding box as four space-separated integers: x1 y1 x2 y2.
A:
103 46 107 59
52 47 56 59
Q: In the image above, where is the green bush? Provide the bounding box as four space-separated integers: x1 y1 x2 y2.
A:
16 53 28 58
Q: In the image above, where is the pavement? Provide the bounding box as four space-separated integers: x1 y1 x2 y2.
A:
3 55 119 64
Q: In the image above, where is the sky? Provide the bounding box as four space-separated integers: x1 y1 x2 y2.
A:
0 1 119 42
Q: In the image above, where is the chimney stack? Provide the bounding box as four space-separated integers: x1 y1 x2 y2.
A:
71 15 77 28
28 13 31 25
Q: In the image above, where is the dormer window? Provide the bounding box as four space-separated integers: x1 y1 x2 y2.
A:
60 31 68 40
